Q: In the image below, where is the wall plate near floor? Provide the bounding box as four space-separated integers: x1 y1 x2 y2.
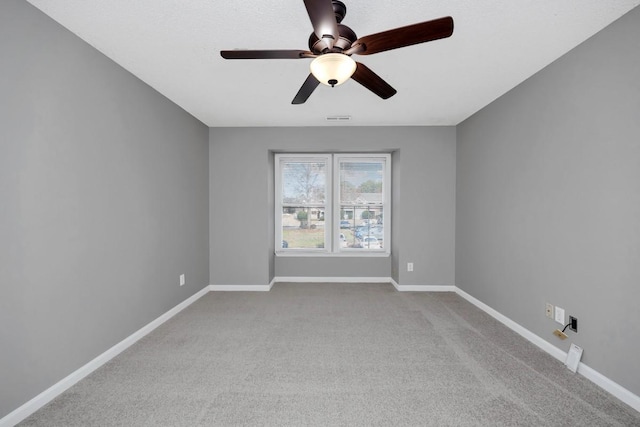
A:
565 343 583 373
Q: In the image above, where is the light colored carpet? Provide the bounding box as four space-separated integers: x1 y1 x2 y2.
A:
20 283 640 426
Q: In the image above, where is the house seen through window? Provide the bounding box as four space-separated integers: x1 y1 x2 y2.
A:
275 153 390 255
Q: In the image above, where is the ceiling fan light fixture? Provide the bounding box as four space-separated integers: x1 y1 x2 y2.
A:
310 53 356 87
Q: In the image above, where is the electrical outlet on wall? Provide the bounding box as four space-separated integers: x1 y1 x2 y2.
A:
179 274 185 286
407 262 414 272
554 306 565 325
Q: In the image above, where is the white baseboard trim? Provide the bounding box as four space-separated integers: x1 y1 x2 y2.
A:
454 287 640 413
395 284 456 292
577 359 640 412
454 287 566 362
390 279 456 292
0 286 210 427
272 276 393 284
210 278 451 290
210 277 455 292
209 284 273 291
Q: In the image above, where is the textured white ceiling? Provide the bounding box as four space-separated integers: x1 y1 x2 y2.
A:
26 1 640 127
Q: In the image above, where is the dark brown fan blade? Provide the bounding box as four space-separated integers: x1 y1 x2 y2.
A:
346 16 453 56
304 0 339 50
351 62 397 100
292 74 321 104
220 50 315 59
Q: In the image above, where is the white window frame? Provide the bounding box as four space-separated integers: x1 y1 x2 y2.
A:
275 154 332 254
276 153 391 256
333 154 391 254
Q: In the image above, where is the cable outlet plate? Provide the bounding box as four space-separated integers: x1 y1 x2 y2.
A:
545 303 553 319
553 329 568 340
569 315 578 332
554 306 565 325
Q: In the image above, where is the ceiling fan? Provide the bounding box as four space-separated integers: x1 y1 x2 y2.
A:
220 0 453 104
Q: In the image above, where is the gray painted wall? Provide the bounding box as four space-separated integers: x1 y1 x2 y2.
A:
0 0 209 418
274 256 391 278
390 150 402 283
267 153 276 283
210 127 456 286
456 7 640 396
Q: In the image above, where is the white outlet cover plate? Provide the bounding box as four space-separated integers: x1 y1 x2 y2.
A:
565 343 583 373
555 306 565 325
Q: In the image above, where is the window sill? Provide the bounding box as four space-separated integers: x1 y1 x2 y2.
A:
275 251 391 258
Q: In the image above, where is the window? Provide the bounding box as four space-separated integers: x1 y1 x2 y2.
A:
275 153 390 255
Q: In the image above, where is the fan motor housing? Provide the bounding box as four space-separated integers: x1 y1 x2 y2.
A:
308 24 357 54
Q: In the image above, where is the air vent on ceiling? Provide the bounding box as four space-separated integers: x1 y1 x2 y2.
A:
326 115 352 122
